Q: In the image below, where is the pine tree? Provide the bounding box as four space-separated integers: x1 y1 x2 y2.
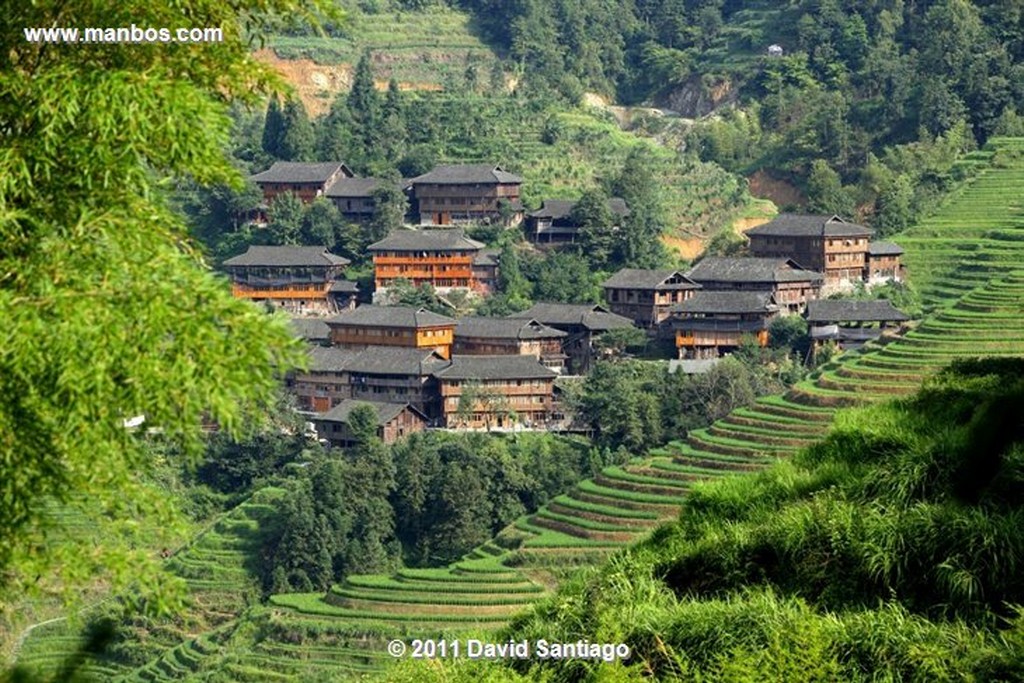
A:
317 94 356 163
262 93 285 157
572 188 616 269
380 79 407 164
348 51 381 167
611 148 669 268
279 97 315 161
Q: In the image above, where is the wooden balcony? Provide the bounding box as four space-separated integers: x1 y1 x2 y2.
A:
373 255 474 265
376 267 475 280
232 283 328 299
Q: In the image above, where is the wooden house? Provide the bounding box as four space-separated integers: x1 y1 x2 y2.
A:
667 291 780 359
326 305 456 359
290 346 361 412
250 161 353 204
602 268 701 328
434 355 558 429
324 177 410 220
804 299 910 350
310 399 427 447
526 198 630 244
508 303 635 373
345 347 449 419
453 317 568 372
367 229 493 296
685 257 823 313
745 214 875 293
864 241 904 284
222 246 352 315
410 164 523 226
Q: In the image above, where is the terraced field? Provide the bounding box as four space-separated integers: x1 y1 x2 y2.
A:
899 139 1024 310
268 6 496 87
14 488 285 682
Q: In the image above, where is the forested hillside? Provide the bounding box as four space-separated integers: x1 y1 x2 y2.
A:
456 0 1024 230
260 0 1024 237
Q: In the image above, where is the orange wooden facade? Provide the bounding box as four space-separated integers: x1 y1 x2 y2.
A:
675 328 769 359
438 379 555 429
231 282 330 300
330 324 454 359
373 254 486 292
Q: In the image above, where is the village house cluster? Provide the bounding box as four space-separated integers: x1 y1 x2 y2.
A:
226 161 909 444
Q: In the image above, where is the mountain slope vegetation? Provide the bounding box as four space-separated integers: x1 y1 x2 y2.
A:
391 358 1024 681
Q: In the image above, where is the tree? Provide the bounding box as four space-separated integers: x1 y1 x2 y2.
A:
577 361 664 451
300 198 343 247
572 188 616 268
365 184 409 244
529 251 602 304
346 404 379 447
805 159 854 216
496 242 531 306
611 147 669 268
318 95 356 163
593 326 647 356
262 94 285 157
347 50 381 169
268 192 305 244
279 97 315 161
380 79 408 165
0 0 321 609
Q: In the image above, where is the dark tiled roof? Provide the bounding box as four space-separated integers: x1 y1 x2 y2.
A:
686 257 824 284
509 303 635 331
324 177 387 198
670 291 778 315
327 305 454 329
345 347 450 376
222 246 351 268
868 241 904 256
602 268 700 290
528 197 631 220
250 161 351 184
329 280 360 293
305 346 361 373
435 355 559 381
804 299 911 323
472 249 500 267
290 317 331 342
314 399 423 425
367 229 485 253
455 317 567 340
746 213 874 238
412 164 522 185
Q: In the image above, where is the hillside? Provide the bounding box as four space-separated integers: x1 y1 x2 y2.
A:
258 4 499 116
392 357 1024 682
17 137 1022 681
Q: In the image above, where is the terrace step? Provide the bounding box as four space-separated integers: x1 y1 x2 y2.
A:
753 396 836 421
724 410 828 433
569 488 681 515
547 498 658 527
707 423 819 447
686 430 788 458
527 512 640 543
